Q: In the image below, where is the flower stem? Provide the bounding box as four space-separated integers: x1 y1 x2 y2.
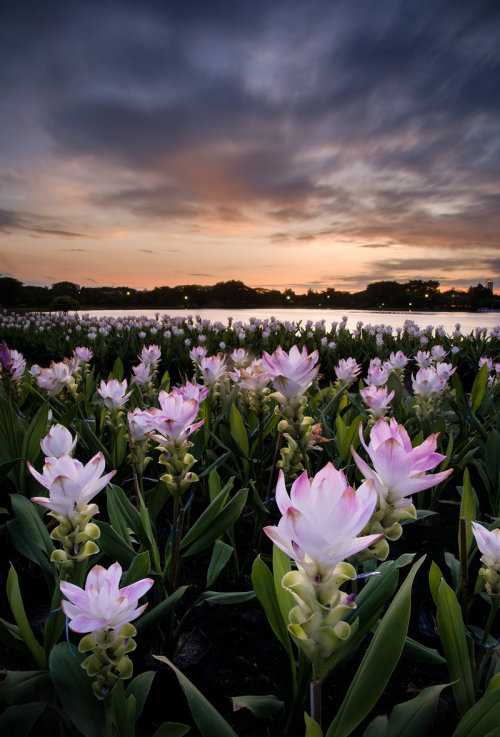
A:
310 679 322 728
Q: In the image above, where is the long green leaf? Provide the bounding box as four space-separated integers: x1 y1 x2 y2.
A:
452 687 500 737
135 585 187 634
0 702 46 736
470 363 488 413
459 469 476 559
252 556 295 667
180 482 233 549
154 655 239 737
326 556 425 737
125 670 156 723
6 566 46 670
206 540 233 587
181 488 248 557
383 684 449 737
49 643 106 737
436 578 475 715
0 670 52 706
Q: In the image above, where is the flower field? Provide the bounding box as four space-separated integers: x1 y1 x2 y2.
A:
1 309 500 737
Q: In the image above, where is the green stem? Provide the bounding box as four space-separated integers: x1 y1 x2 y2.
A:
266 430 283 501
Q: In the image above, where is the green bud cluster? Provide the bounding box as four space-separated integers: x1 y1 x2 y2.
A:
49 507 100 573
274 395 314 479
158 440 199 500
479 563 500 597
283 562 357 681
353 500 417 563
79 623 137 700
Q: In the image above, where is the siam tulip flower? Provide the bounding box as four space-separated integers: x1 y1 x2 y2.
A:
412 366 447 396
385 351 408 371
171 380 210 405
127 407 151 441
237 360 271 392
139 344 161 366
334 357 361 385
198 354 227 385
147 391 204 444
37 361 75 395
479 357 493 372
131 362 153 385
431 345 447 362
41 424 77 459
360 385 395 418
471 522 500 596
264 464 381 578
230 348 250 368
28 452 115 518
73 346 93 363
189 346 207 365
352 418 452 511
97 379 133 409
414 350 433 368
262 344 319 401
435 362 456 381
366 365 389 387
60 562 153 634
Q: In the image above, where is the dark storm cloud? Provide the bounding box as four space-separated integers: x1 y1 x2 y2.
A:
1 0 499 255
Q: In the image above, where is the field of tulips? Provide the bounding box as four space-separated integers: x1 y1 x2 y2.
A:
1 309 500 737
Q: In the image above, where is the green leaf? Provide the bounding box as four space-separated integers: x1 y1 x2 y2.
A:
0 702 46 736
326 556 425 737
305 712 324 737
206 540 233 587
429 561 443 606
195 590 255 606
471 363 489 413
229 404 249 457
459 469 476 559
181 488 248 557
112 357 124 381
0 670 52 706
272 545 295 626
251 556 295 667
231 694 284 719
95 520 136 566
363 715 389 737
402 636 445 664
6 566 46 670
107 484 149 549
152 724 191 737
125 671 155 723
154 655 239 737
0 616 26 652
452 687 500 737
135 586 187 634
436 578 475 715
122 551 152 587
10 494 54 558
383 684 449 737
23 402 49 467
180 482 233 549
49 643 106 737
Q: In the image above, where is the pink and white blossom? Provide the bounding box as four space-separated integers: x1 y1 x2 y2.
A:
146 391 204 443
198 354 227 385
28 452 115 517
41 424 77 459
171 380 210 405
471 522 500 571
264 464 381 577
60 562 153 633
97 379 133 409
139 344 161 366
334 357 361 384
412 366 447 396
366 365 389 387
360 385 395 417
131 363 153 385
262 345 319 400
385 351 408 371
37 361 74 394
352 418 452 509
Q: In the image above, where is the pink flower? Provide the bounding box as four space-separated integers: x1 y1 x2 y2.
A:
264 464 381 577
146 391 204 443
414 351 432 368
366 365 389 387
97 379 133 409
37 361 74 394
73 347 93 363
352 418 452 509
139 344 161 366
131 363 153 385
41 424 77 458
262 345 319 400
472 522 500 570
171 380 210 405
236 360 271 392
60 562 153 633
230 348 250 368
189 346 208 365
28 452 115 518
334 357 361 384
385 351 408 371
198 354 227 385
360 385 395 417
412 366 446 396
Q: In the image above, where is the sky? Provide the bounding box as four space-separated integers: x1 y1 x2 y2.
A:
1 0 500 294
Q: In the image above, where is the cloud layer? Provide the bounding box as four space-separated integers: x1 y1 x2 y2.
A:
1 0 499 290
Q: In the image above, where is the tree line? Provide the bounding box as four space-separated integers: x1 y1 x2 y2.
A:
1 276 498 312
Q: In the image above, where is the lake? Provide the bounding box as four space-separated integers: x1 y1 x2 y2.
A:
81 308 500 335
